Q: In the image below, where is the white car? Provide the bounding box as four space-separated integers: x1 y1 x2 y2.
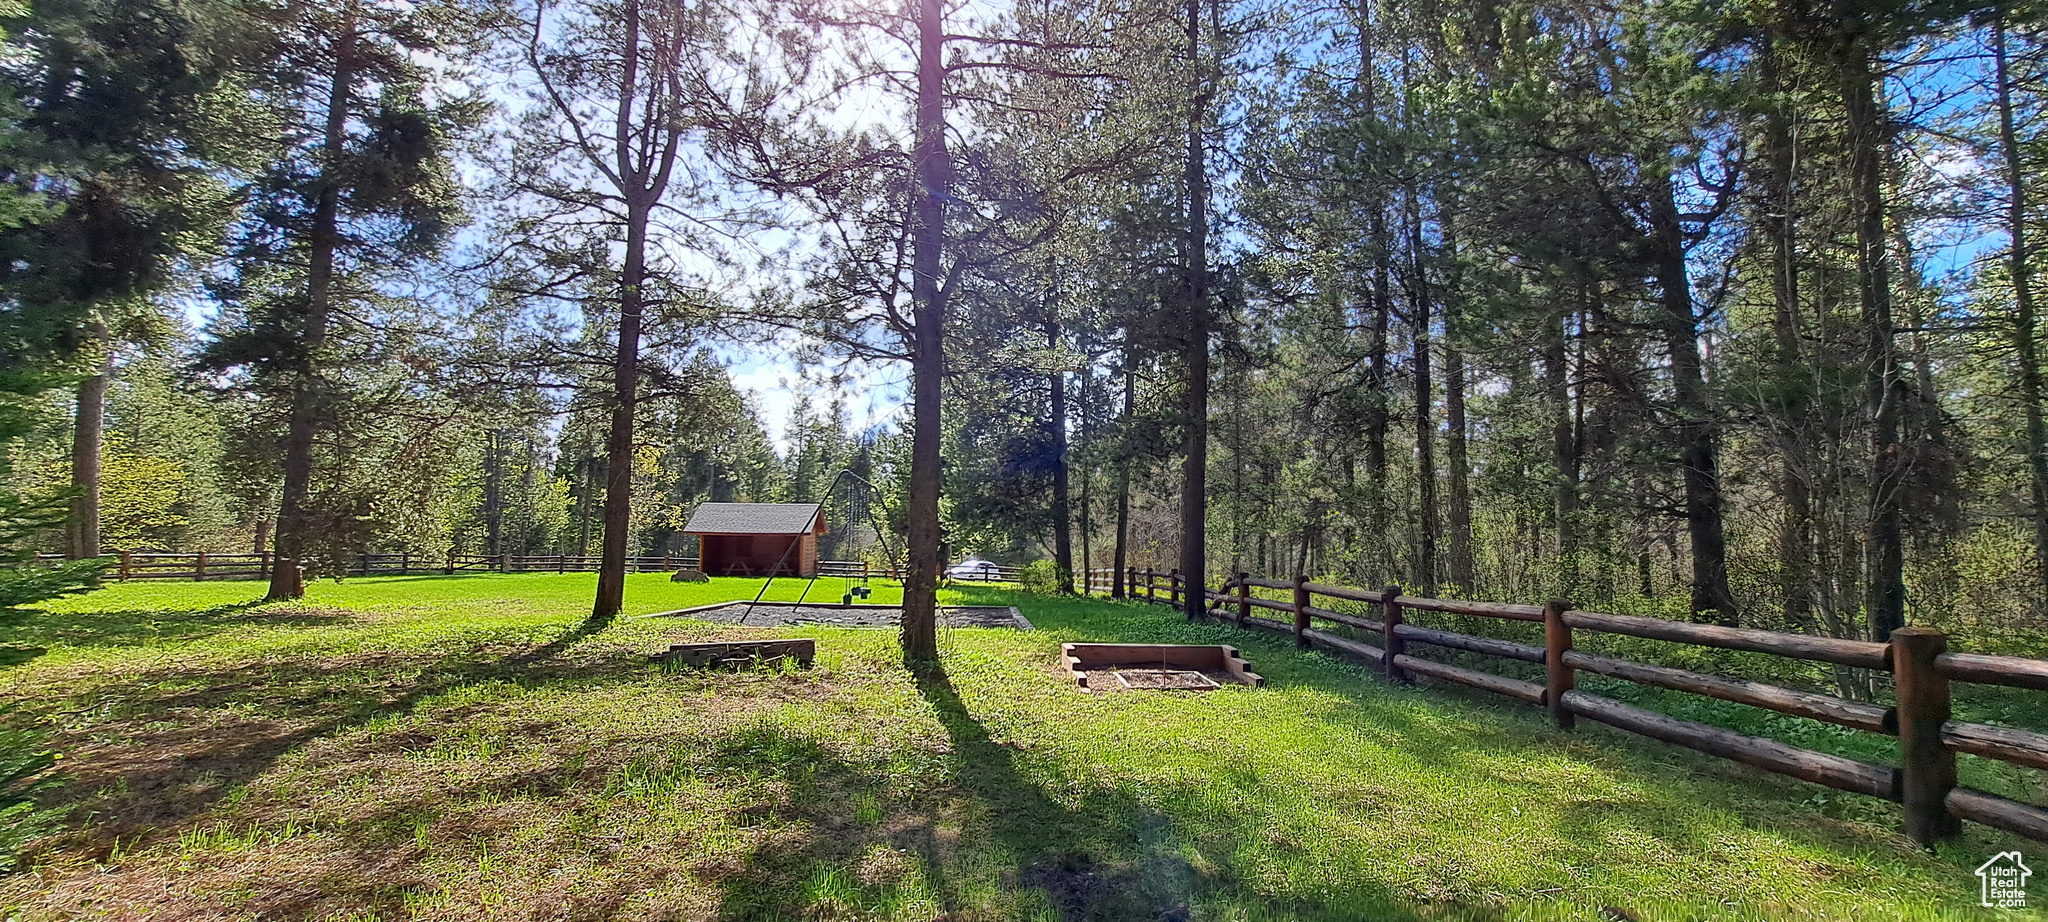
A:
945 558 1001 580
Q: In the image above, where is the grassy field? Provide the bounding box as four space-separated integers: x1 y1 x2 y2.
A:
0 573 2038 921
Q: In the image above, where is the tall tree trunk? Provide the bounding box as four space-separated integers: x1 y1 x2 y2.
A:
1545 296 1576 562
1442 214 1474 595
1113 356 1133 598
484 429 504 556
267 21 356 602
1078 461 1092 589
592 196 649 619
1077 365 1093 588
1843 49 1905 640
577 450 594 556
1366 257 1392 576
1407 191 1437 591
1761 38 1814 629
1178 0 1210 620
901 0 948 660
65 335 109 559
1048 321 1073 592
1995 21 2048 605
593 0 688 620
1651 177 1738 626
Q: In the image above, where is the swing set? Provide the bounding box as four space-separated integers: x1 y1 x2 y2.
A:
742 469 903 620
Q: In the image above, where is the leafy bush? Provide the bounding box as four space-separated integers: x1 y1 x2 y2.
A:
1018 559 1064 595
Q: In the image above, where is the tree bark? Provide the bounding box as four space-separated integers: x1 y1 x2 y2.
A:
1179 0 1210 621
484 428 504 556
1048 321 1073 592
1761 37 1814 630
1649 176 1738 626
65 337 109 559
267 20 356 602
1843 48 1905 640
1545 295 1577 561
592 0 686 620
1995 21 2048 605
1442 213 1474 595
593 194 648 619
901 0 948 661
1407 192 1437 591
1112 355 1133 598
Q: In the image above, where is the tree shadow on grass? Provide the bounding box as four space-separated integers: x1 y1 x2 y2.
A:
0 598 323 651
709 659 1442 922
914 664 1212 921
22 615 642 861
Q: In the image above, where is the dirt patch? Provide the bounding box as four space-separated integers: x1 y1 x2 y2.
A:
1109 667 1225 691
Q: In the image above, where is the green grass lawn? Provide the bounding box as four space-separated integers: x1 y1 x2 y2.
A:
0 573 2038 921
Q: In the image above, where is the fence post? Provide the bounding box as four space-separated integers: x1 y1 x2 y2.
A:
445 550 455 575
1892 627 1960 845
400 552 410 575
194 552 207 581
1292 574 1311 648
258 551 269 578
1381 584 1404 681
119 550 132 581
1544 600 1575 730
1125 567 1136 599
1236 573 1251 625
1168 568 1181 608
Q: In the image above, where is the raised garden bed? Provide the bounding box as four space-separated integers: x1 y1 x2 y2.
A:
1061 643 1263 692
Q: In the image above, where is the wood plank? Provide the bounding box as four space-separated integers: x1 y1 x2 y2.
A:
1238 615 1293 635
1398 596 1546 621
1241 577 1295 590
1394 654 1546 703
1942 720 2048 773
1935 652 2048 692
1300 628 1386 666
1562 650 1890 733
1303 582 1383 604
1396 625 1545 663
660 639 815 669
1945 787 2048 843
1303 605 1380 631
1562 610 1888 669
1561 690 1898 800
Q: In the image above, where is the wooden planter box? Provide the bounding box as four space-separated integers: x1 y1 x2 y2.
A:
659 639 815 669
1061 643 1263 692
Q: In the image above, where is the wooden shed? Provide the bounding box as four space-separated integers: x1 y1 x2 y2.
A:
683 502 826 577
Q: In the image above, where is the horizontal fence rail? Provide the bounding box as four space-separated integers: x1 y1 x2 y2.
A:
1087 565 2048 846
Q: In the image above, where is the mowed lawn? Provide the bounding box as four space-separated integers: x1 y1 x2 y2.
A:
0 574 2036 921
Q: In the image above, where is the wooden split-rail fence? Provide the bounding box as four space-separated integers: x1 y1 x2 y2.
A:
1086 565 2048 847
42 552 886 580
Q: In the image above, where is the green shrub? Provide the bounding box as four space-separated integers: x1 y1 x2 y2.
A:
1017 559 1064 595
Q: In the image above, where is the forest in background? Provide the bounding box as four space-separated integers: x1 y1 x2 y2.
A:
1 0 2045 655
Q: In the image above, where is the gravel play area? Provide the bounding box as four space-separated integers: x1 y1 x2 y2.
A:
664 602 1032 630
